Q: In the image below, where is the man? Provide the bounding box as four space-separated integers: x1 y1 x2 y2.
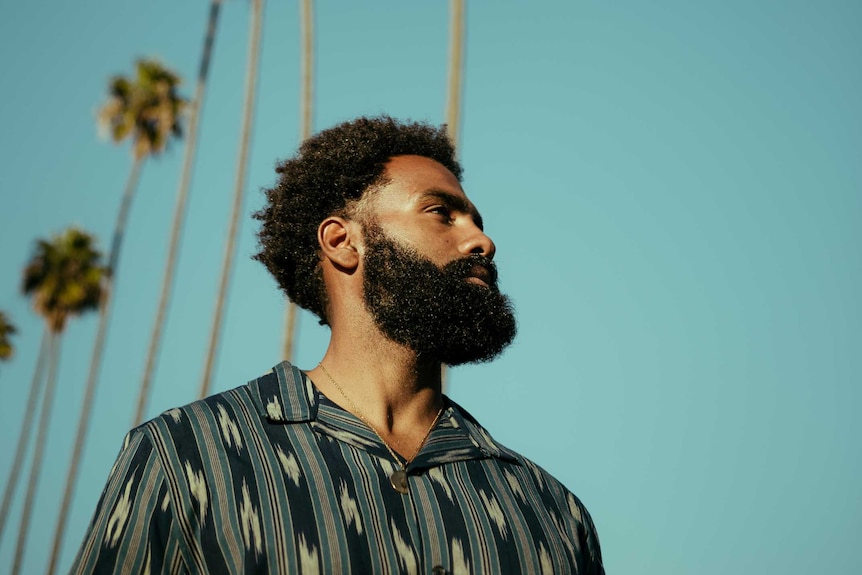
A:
72 117 604 574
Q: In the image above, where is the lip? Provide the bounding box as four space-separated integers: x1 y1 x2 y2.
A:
465 264 492 287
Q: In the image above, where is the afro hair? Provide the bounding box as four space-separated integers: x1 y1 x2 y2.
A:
253 116 462 325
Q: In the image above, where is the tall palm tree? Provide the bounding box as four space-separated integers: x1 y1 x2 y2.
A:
0 314 37 548
282 0 315 362
0 311 16 361
200 0 265 398
136 2 223 426
93 59 185 427
0 331 45 544
38 60 186 575
9 228 104 575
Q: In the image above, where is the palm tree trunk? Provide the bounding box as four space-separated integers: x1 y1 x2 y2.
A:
79 156 144 431
109 156 145 279
283 303 298 360
26 155 144 569
0 328 49 544
445 0 465 147
282 0 314 362
42 311 103 575
299 0 313 145
442 0 465 391
11 332 61 575
89 154 145 429
136 0 223 427
45 152 161 574
200 0 264 398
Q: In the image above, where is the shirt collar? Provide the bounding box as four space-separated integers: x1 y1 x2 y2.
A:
249 360 519 468
248 360 318 423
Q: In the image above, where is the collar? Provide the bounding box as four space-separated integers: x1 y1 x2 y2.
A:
248 361 519 470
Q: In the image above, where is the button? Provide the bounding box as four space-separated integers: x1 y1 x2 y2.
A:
390 470 409 494
432 566 447 575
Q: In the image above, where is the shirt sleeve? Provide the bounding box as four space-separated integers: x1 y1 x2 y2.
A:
573 494 605 575
69 428 188 575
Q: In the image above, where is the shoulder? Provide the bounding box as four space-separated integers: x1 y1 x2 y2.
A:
139 363 314 440
127 377 274 482
131 365 316 477
141 385 252 436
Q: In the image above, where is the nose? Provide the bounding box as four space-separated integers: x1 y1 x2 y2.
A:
459 226 496 260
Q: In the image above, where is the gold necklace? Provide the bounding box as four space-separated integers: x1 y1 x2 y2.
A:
317 362 444 494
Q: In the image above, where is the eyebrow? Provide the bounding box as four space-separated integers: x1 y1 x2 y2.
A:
418 188 484 230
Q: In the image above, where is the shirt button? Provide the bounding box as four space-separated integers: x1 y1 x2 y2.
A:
431 567 447 575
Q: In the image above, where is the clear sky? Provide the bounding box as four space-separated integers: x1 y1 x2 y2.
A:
1 1 860 573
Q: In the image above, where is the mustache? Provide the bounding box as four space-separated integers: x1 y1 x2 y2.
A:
442 254 499 287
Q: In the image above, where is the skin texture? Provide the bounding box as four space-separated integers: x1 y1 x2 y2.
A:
306 155 507 459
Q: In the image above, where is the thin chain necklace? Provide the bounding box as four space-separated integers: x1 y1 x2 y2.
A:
317 362 444 494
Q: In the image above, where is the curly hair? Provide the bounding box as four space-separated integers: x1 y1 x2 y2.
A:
253 116 462 325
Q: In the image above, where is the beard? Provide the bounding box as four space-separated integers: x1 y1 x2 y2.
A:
361 225 517 366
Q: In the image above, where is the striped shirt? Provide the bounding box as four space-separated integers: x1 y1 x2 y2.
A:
71 362 604 574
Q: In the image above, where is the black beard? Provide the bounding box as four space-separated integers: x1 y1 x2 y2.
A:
362 226 517 366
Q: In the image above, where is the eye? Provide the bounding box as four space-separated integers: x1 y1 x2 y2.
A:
428 205 453 222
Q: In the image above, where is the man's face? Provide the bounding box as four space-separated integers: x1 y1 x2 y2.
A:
359 155 517 365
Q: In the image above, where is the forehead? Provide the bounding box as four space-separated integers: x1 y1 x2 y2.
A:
369 154 473 211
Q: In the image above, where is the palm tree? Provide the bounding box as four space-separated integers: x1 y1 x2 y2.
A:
0 311 16 361
0 311 33 547
136 1 223 426
93 59 186 423
0 330 47 546
200 0 265 398
93 58 185 431
282 0 315 362
8 228 104 575
38 60 186 575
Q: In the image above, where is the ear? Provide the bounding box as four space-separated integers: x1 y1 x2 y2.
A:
318 216 361 270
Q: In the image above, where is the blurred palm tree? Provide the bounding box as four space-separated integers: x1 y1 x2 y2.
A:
7 229 104 575
94 59 185 423
282 0 315 362
91 58 185 433
0 333 46 546
0 311 16 361
37 59 186 575
136 1 224 430
200 0 265 398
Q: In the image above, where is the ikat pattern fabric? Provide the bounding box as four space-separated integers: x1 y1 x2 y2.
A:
71 362 604 574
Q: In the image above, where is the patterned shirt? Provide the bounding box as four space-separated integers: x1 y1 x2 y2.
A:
71 362 604 574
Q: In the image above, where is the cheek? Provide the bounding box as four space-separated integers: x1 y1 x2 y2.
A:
421 239 459 268
370 218 462 267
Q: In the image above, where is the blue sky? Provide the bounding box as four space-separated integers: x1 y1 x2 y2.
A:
1 1 860 573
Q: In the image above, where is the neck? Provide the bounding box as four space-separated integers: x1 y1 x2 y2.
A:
306 323 444 457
